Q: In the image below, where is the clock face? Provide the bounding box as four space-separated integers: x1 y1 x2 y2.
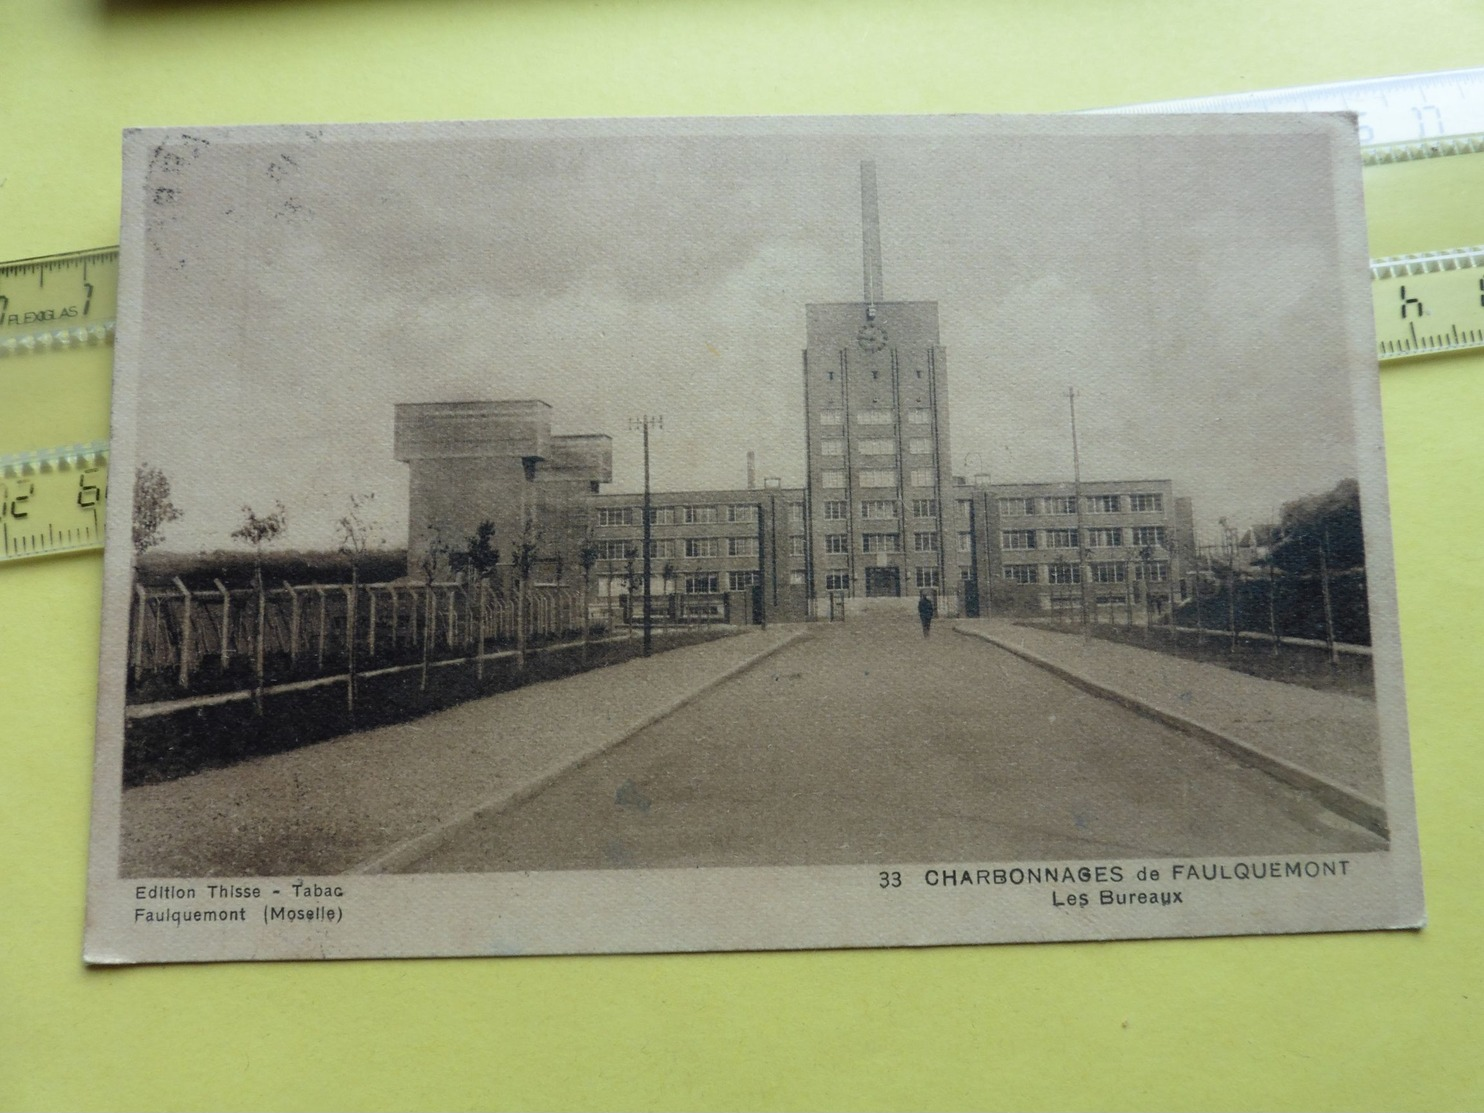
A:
857 322 888 352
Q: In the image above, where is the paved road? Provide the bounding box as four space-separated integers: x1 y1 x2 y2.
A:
408 612 1384 872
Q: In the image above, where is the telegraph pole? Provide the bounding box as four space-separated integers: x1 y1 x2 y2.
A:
630 415 662 656
1068 387 1090 629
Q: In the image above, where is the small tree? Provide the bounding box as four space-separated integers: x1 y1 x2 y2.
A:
230 502 287 713
418 524 450 693
450 521 501 677
132 463 183 557
578 538 600 659
336 492 383 711
512 520 542 669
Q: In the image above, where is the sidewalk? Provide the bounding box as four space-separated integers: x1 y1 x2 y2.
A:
954 619 1388 835
120 625 805 877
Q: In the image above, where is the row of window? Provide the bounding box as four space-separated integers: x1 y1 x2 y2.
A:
821 498 939 520
597 504 764 527
820 468 936 490
818 408 933 427
594 537 760 560
819 568 942 591
819 532 942 554
819 438 935 457
997 493 1164 516
1000 561 1171 585
1000 526 1166 550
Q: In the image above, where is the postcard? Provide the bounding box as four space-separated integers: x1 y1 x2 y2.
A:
86 114 1422 962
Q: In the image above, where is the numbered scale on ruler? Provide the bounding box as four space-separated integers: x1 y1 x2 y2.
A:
1372 246 1484 357
0 443 110 560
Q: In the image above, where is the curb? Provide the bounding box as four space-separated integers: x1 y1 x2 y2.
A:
953 625 1389 839
345 627 809 875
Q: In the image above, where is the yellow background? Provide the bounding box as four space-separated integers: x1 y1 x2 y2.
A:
3 1 1482 1108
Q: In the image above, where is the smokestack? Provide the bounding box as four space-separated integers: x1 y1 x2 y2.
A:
860 160 884 320
747 450 756 490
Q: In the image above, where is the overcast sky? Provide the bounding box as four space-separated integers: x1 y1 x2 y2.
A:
124 115 1374 554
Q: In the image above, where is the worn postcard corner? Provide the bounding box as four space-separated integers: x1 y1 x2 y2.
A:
86 113 1423 963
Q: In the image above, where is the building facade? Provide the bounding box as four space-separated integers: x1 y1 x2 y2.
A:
392 164 1195 624
952 479 1195 618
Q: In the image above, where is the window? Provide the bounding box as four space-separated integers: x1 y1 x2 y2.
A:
647 539 677 559
820 438 846 457
855 410 893 425
908 438 933 455
915 567 941 588
998 497 1037 517
1087 494 1120 514
819 409 843 426
596 507 633 527
956 498 974 517
862 533 900 553
728 571 760 591
685 572 719 594
1134 562 1170 582
648 506 675 526
727 504 757 523
728 536 758 557
685 537 720 558
909 468 936 488
1047 563 1081 584
958 531 973 553
1131 526 1166 548
860 499 897 519
824 534 849 554
789 535 806 557
823 500 847 519
1045 528 1079 549
858 439 895 456
1129 493 1164 513
824 572 850 591
1003 564 1039 584
1087 528 1122 548
789 570 807 586
821 470 846 489
911 498 938 518
684 505 718 524
789 501 805 523
1043 495 1078 515
1001 530 1037 550
913 532 940 552
907 407 931 424
859 468 898 488
1091 561 1127 583
597 540 634 561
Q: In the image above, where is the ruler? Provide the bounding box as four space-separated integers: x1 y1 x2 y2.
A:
0 442 110 560
3 74 1483 562
0 246 118 352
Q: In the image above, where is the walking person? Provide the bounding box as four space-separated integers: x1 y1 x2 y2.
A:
918 589 936 638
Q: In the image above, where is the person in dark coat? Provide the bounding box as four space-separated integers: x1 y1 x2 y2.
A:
918 590 936 638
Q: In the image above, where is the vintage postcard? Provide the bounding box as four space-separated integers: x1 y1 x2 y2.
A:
86 114 1423 963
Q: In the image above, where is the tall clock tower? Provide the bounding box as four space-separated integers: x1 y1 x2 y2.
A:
801 162 954 606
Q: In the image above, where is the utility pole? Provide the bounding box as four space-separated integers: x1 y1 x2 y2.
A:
1068 387 1089 630
630 415 662 656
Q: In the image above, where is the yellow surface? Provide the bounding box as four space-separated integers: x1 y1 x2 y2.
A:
3 1 1482 1108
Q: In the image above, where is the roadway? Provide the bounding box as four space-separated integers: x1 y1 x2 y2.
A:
407 611 1383 872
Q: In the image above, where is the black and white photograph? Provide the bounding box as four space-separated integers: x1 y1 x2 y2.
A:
86 115 1423 963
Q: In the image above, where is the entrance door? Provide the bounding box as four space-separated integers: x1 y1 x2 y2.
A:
864 566 901 597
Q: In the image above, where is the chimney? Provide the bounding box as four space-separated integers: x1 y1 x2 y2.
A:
746 450 756 490
860 160 884 320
